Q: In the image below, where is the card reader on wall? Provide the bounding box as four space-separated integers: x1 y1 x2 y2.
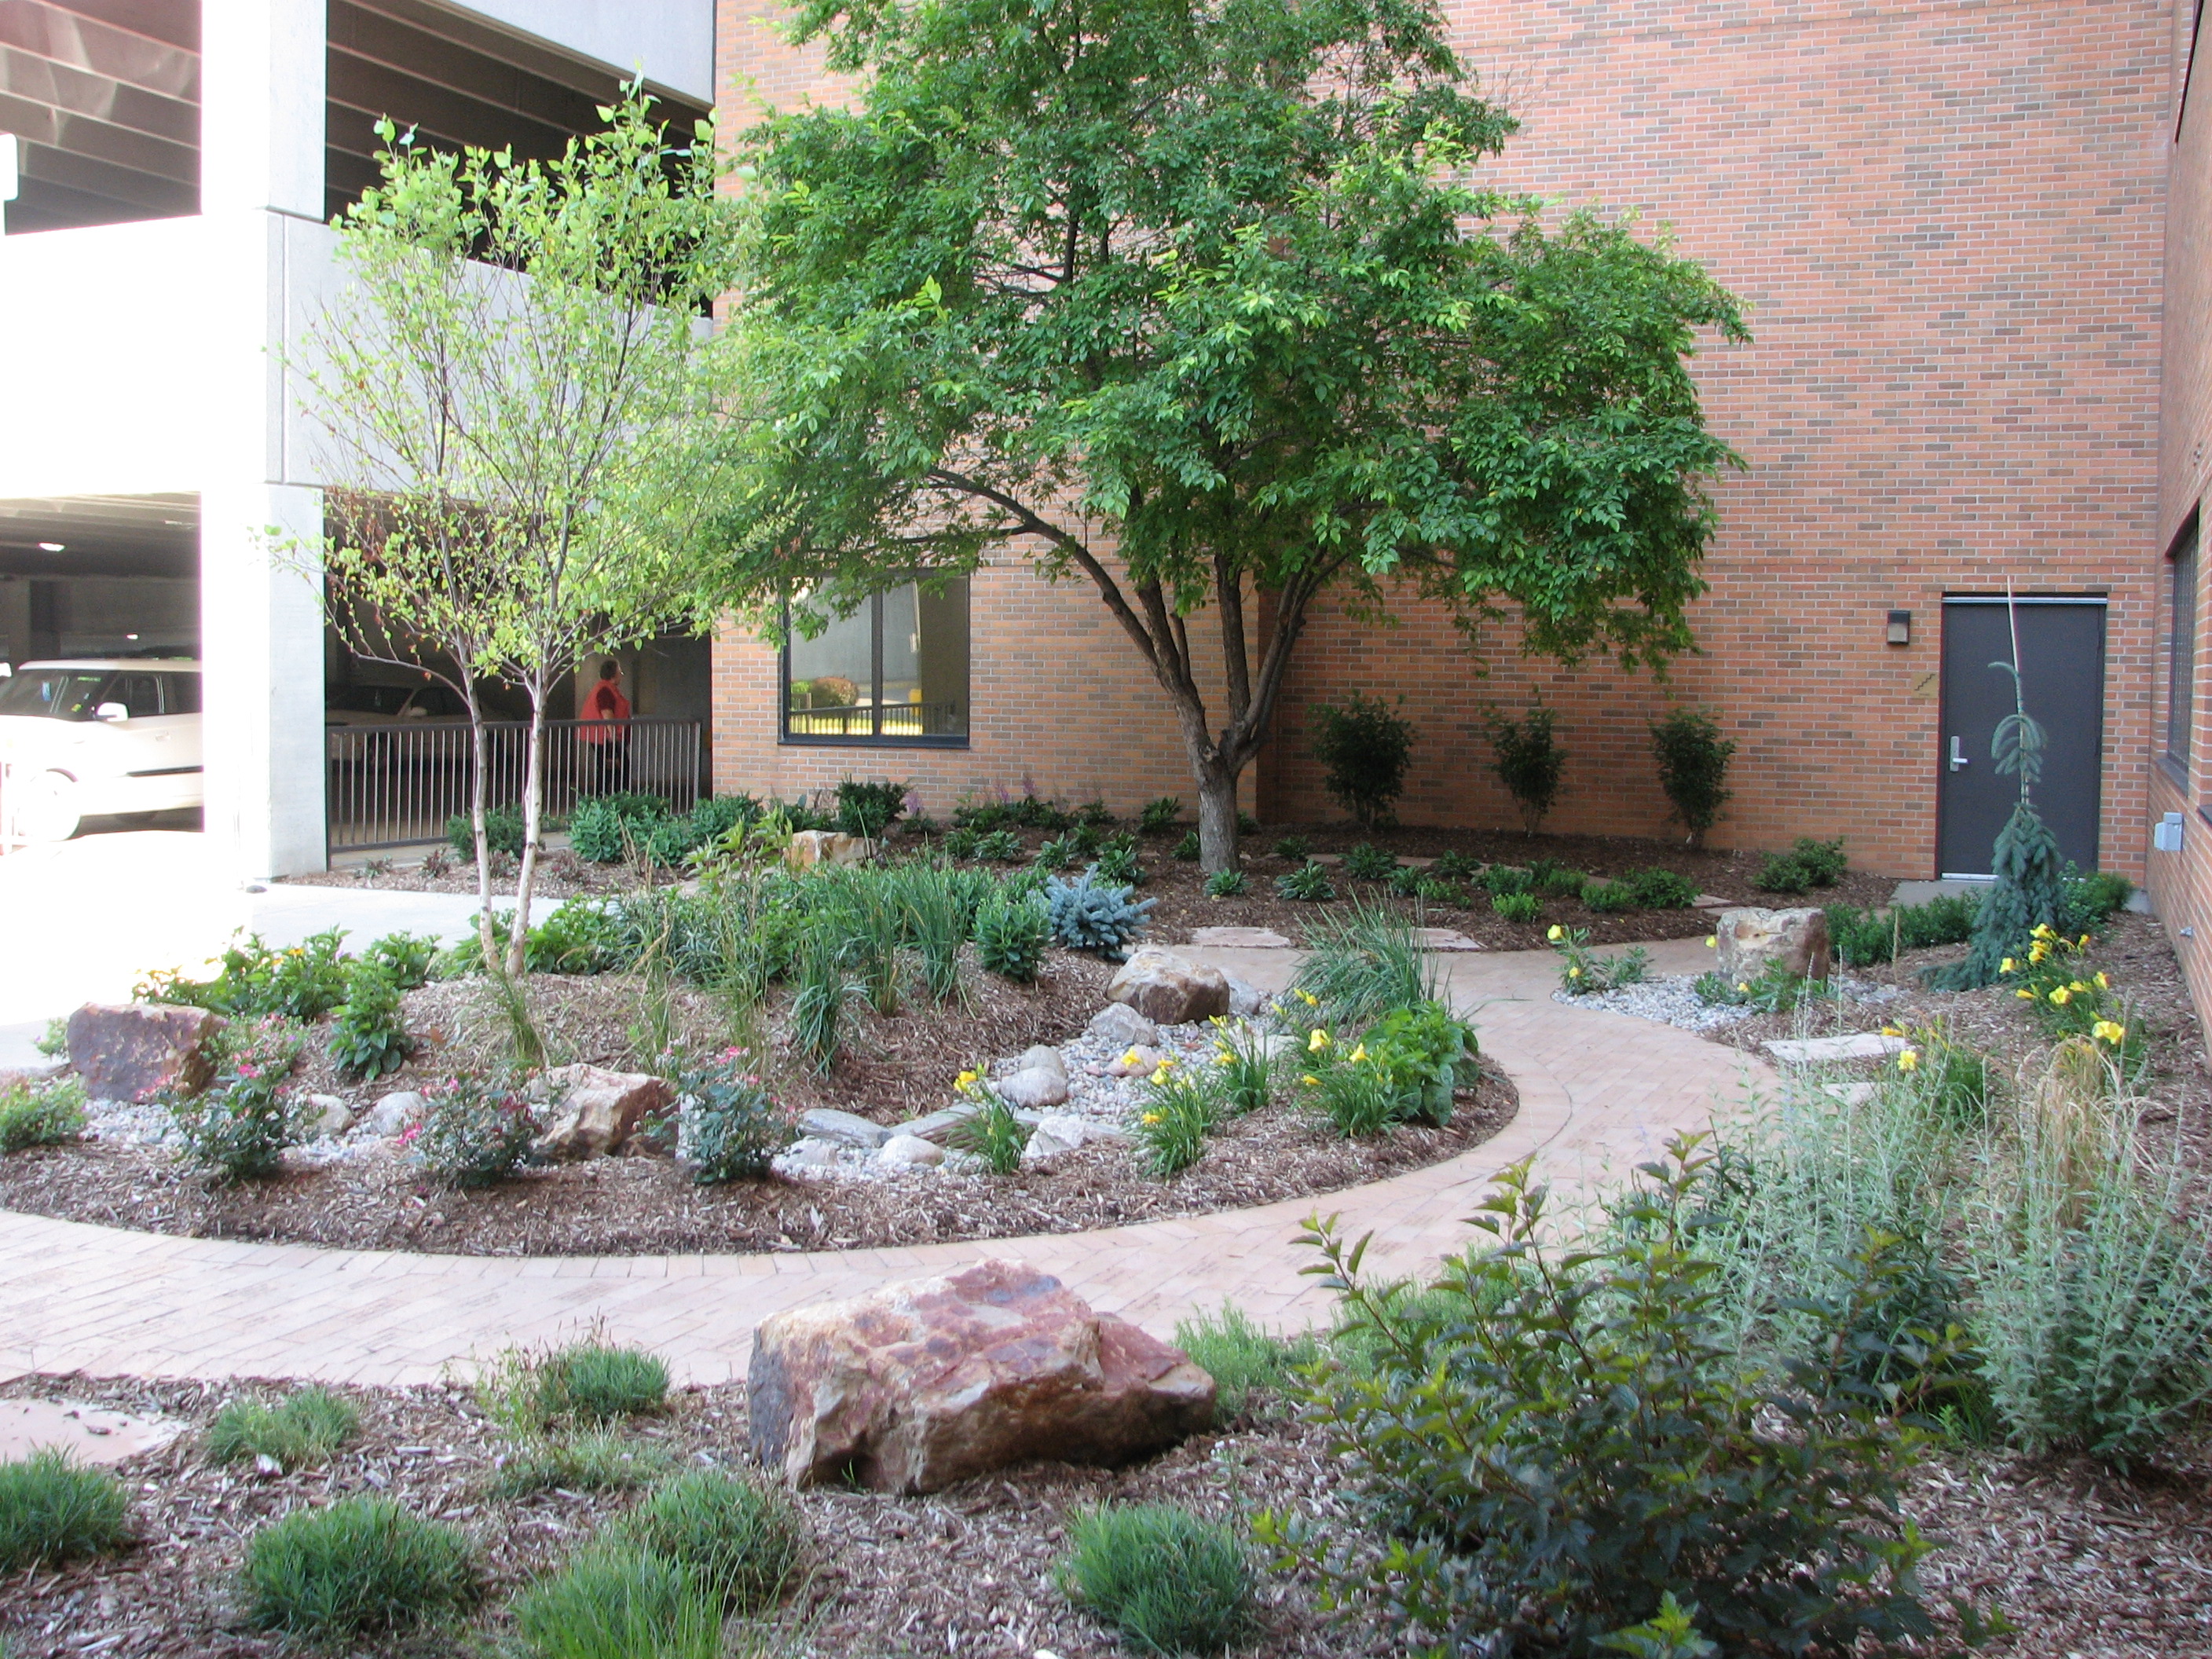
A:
2155 812 2185 854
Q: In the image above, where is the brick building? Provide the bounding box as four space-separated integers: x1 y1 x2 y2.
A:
712 0 2177 895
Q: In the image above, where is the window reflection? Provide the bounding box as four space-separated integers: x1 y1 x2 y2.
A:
784 577 969 742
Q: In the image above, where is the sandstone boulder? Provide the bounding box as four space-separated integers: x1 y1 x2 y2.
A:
799 1107 892 1149
785 830 866 871
995 1068 1070 1111
1225 975 1268 1018
749 1261 1215 1492
1713 906 1832 983
1105 949 1230 1026
305 1094 352 1137
877 1133 944 1169
368 1090 429 1137
529 1064 671 1159
67 1003 224 1101
1020 1111 1128 1164
1086 1003 1158 1049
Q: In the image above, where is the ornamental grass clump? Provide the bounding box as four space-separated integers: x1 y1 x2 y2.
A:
511 1545 720 1659
1137 1063 1218 1177
0 1075 86 1152
1060 1503 1254 1656
1173 1302 1320 1419
1290 899 1434 1026
1263 1142 1946 1657
241 1496 474 1637
207 1387 361 1472
488 1434 676 1499
530 1342 670 1427
617 1469 808 1614
0 1450 130 1571
1208 1017 1279 1116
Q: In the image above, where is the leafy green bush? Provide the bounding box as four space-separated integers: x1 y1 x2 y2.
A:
1753 851 1811 895
526 896 626 975
1826 904 1895 969
1046 870 1156 959
1275 861 1336 902
327 959 412 1082
679 1049 794 1183
1386 865 1423 897
488 1434 676 1498
976 891 1051 982
1757 836 1849 893
242 1496 474 1637
1484 705 1567 833
1477 862 1531 895
405 1071 539 1187
942 826 981 859
2064 868 2135 931
1140 796 1184 833
1624 866 1700 910
1580 879 1635 913
1342 842 1398 880
362 929 438 990
1311 692 1415 829
1137 1068 1218 1177
1361 999 1479 1126
139 928 352 1021
1173 1303 1319 1419
835 778 910 839
0 1075 86 1152
1093 837 1144 887
511 1545 719 1659
1291 900 1435 1026
955 792 1074 832
618 1470 807 1613
971 827 1026 862
1415 875 1466 906
1492 890 1541 924
1265 1145 1943 1657
446 804 526 860
0 1450 129 1570
1650 709 1734 845
1203 868 1247 898
1532 859 1588 897
1173 830 1202 861
1548 925 1650 994
166 1020 306 1180
1271 833 1312 860
568 793 668 862
1035 833 1080 870
1060 1503 1253 1656
1432 850 1481 881
207 1387 361 1472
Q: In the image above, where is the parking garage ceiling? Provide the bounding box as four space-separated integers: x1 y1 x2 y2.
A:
0 493 196 577
0 1 712 234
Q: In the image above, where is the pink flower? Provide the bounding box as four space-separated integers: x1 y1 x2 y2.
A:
236 1063 261 1080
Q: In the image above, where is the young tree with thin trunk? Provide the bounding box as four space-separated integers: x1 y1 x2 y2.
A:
708 0 1745 872
302 90 740 970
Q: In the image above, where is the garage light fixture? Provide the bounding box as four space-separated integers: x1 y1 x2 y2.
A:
35 541 63 552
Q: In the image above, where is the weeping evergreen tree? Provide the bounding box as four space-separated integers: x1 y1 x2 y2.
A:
1936 595 2068 989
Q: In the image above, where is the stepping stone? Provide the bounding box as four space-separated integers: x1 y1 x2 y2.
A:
798 1108 892 1149
0 1399 186 1467
1763 1032 1906 1066
1694 894 1733 909
1188 926 1291 948
1414 928 1483 952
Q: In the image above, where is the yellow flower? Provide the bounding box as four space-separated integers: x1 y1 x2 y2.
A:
2095 972 2110 990
1215 1048 1234 1064
1705 936 1717 949
1568 966 1583 979
1296 989 1318 1006
1737 983 1750 994
2049 987 2071 1005
1309 1028 1331 1053
2033 923 2055 939
1301 1074 1320 1087
1122 1048 1142 1067
2070 980 2092 994
955 1068 980 1090
1141 1111 1163 1126
1151 1064 1174 1084
2079 933 2092 949
2029 942 2050 963
1896 1048 1920 1072
1348 1044 1368 1064
2000 958 2016 974
2016 988 2037 999
1547 925 1565 943
2092 1019 2126 1045
1880 1025 1903 1038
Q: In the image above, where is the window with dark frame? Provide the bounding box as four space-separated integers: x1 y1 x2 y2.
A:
782 577 972 745
2170 515 2199 775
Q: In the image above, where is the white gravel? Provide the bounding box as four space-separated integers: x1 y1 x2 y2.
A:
1553 973 1901 1035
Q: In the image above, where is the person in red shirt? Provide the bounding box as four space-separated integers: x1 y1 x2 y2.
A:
579 660 632 794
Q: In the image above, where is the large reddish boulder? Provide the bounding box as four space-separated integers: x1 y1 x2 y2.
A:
67 1004 225 1101
748 1260 1216 1493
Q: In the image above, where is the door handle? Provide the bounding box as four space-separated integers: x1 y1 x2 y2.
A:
1949 736 1969 772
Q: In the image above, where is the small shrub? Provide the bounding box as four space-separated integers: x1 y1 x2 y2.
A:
1752 851 1811 895
568 794 666 863
364 930 438 990
679 1049 795 1183
511 1545 719 1659
942 826 981 859
1492 890 1542 924
1173 1304 1320 1419
1046 869 1157 959
207 1387 360 1471
1900 891 1980 948
1414 875 1465 906
976 892 1051 982
1093 836 1144 886
618 1470 807 1614
1270 833 1311 860
447 804 526 860
34 1016 67 1057
950 1079 1028 1175
970 827 1025 862
327 960 412 1082
1203 868 1247 899
835 778 909 839
1140 796 1184 833
167 1020 306 1181
1210 1019 1278 1116
1826 904 1896 969
140 928 351 1021
1035 833 1080 871
1060 1503 1253 1656
1310 692 1415 828
0 1449 129 1570
488 1434 675 1498
1484 705 1568 832
1431 850 1481 881
1075 797 1116 826
1532 859 1588 897
0 1075 86 1152
1342 842 1398 880
1173 830 1201 862
405 1071 539 1187
1624 866 1700 910
1291 902 1434 1026
1137 1065 1218 1177
1478 863 1532 896
1650 709 1734 845
2064 868 2135 932
1753 837 1845 895
1549 925 1650 994
1275 861 1336 902
1580 879 1635 914
1361 999 1480 1126
241 1496 474 1636
1386 865 1423 897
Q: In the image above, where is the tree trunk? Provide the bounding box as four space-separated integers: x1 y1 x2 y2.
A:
1194 760 1241 875
508 697 548 978
467 696 497 972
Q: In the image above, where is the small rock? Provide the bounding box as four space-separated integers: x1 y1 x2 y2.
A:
798 1108 892 1149
66 1003 225 1101
1106 948 1231 1025
1014 1045 1068 1085
1020 1112 1129 1163
1106 1046 1167 1079
897 1104 979 1144
529 1064 672 1159
1694 893 1733 909
877 1134 944 1169
1086 1003 1159 1048
305 1094 352 1137
1259 1034 1300 1062
1224 975 1268 1018
995 1068 1071 1111
778 1137 844 1170
1186 926 1291 948
0 1060 68 1090
1716 906 1833 983
368 1090 429 1136
785 830 867 870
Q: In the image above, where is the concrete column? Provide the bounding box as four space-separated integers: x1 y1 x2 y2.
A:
197 1 329 879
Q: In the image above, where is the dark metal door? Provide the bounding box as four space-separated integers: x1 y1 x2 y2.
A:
1936 598 2106 877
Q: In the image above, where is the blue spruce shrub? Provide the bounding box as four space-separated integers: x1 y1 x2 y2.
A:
1046 868 1156 961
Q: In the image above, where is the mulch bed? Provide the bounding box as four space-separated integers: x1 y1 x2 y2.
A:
6 1368 2210 1659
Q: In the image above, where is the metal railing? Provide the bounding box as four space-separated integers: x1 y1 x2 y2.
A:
327 718 706 853
784 700 964 739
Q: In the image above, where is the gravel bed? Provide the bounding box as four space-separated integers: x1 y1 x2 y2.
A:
1552 972 1903 1036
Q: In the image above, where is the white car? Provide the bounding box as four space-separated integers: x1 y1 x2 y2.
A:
0 659 203 841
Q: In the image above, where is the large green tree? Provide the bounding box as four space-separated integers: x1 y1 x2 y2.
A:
716 0 1746 870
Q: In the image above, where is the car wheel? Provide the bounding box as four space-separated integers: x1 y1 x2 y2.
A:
12 771 82 842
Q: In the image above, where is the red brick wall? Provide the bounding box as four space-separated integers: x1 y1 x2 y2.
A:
711 0 2172 871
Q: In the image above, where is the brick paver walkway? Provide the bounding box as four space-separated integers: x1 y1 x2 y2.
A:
0 939 1770 1386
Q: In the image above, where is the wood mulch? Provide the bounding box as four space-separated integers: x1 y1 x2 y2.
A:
6 1367 2210 1659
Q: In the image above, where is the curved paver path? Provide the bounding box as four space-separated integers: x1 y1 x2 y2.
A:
0 939 1772 1386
